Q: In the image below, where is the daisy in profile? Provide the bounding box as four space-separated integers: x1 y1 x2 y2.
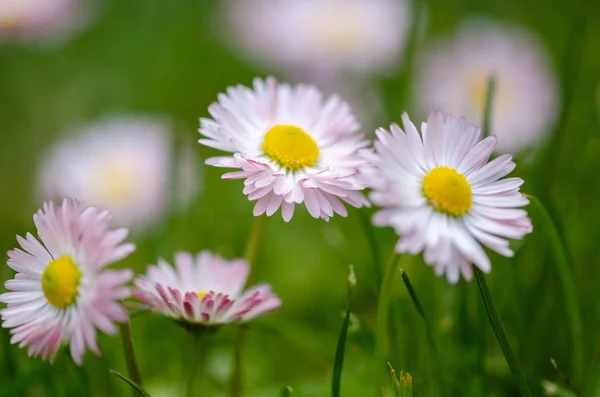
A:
414 20 559 153
133 251 281 327
38 115 197 230
222 0 411 79
0 0 86 44
0 198 135 364
365 110 532 283
199 77 370 221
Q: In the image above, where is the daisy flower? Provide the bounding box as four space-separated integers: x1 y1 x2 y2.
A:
0 0 85 44
222 0 411 79
414 19 559 153
198 77 370 221
38 115 198 230
133 251 281 327
365 110 532 283
0 198 135 364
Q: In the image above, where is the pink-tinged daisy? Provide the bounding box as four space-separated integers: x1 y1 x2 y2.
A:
198 77 370 221
0 0 86 44
414 19 559 153
364 110 532 283
0 198 135 364
133 251 281 326
222 0 411 79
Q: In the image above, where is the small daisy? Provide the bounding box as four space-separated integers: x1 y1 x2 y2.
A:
133 251 281 326
0 0 85 44
365 110 532 283
38 115 197 230
199 77 370 221
414 19 559 153
0 198 135 364
222 0 411 78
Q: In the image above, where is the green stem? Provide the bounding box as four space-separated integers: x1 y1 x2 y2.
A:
399 270 439 394
186 334 202 397
244 215 268 270
528 195 583 379
482 75 497 138
119 318 143 396
359 209 383 291
473 267 532 396
375 251 402 370
331 266 357 397
228 215 269 397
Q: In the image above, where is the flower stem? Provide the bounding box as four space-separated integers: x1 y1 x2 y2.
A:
375 251 402 371
228 215 269 397
528 195 583 379
473 267 532 396
119 316 142 396
186 334 202 397
399 269 439 394
482 75 497 138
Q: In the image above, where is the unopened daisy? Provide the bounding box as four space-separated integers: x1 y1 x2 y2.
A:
38 115 197 230
199 77 370 221
222 0 411 78
414 20 559 153
0 198 135 364
365 110 532 283
133 251 281 327
0 0 85 44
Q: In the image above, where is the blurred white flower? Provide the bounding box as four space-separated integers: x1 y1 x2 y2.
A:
38 115 199 230
222 0 411 78
414 20 559 153
0 0 86 44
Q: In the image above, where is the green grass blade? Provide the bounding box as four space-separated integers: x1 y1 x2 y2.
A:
529 195 583 379
110 370 152 397
281 385 294 396
331 265 357 397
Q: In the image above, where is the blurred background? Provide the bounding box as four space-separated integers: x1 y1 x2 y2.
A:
1 0 599 396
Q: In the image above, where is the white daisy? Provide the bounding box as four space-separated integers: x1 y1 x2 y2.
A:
365 110 533 283
222 0 411 78
199 77 370 222
133 251 281 326
38 115 198 230
414 19 559 153
0 0 85 44
0 198 135 364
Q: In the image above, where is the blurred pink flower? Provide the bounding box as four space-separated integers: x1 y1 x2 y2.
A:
0 0 86 44
364 110 532 283
414 20 559 153
199 77 370 222
0 198 135 364
134 251 281 326
222 0 411 79
38 115 199 230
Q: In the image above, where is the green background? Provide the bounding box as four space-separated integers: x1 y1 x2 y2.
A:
1 0 599 396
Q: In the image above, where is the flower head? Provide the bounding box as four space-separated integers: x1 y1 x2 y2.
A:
365 110 532 283
223 0 410 78
38 115 196 230
199 77 370 221
0 198 135 364
0 0 85 44
133 251 281 327
414 20 559 153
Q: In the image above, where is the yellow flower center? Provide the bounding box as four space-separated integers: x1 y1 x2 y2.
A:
41 256 82 308
262 125 319 171
196 291 208 300
92 161 139 205
422 166 472 217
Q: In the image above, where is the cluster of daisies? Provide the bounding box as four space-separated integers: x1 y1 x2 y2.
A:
1 74 532 364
